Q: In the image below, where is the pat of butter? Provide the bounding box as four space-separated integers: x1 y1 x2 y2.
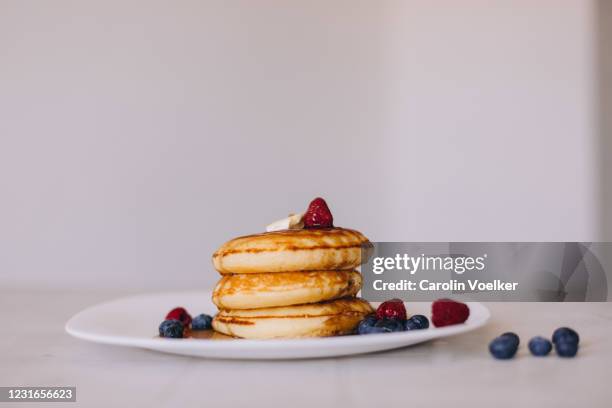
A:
266 212 305 232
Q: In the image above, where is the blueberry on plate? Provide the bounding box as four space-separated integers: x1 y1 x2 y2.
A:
361 314 377 326
500 332 520 348
374 318 404 333
192 314 213 330
556 340 579 357
552 327 579 345
159 319 184 338
528 336 552 356
404 319 420 331
489 336 518 359
357 315 384 335
405 315 429 330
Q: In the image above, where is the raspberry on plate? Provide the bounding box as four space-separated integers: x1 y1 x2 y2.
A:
431 299 469 327
165 307 192 328
375 298 407 321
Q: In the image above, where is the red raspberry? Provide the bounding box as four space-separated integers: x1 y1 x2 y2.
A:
431 299 469 327
304 197 334 228
165 307 192 328
376 298 407 321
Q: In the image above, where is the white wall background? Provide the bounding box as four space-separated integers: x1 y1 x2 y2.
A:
0 0 605 290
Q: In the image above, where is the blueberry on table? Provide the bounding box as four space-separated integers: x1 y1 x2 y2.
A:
405 315 429 330
159 319 184 338
500 332 520 347
192 314 213 330
528 336 552 356
374 319 404 333
489 336 518 359
552 327 579 345
555 341 579 357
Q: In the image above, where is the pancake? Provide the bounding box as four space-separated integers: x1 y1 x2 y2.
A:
212 227 372 274
212 270 362 309
212 298 374 339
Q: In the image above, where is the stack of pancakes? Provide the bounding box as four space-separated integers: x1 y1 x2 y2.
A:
211 227 374 339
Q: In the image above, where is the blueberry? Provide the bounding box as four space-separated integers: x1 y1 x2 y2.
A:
556 341 579 357
358 325 387 334
361 314 377 326
192 314 213 330
552 327 579 345
374 318 404 333
159 319 184 338
358 315 384 334
489 336 518 359
528 336 552 356
500 332 520 348
405 315 429 330
404 319 420 330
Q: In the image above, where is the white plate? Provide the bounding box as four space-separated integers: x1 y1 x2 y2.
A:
66 291 490 359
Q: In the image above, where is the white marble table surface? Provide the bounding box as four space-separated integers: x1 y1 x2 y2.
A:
1 290 611 408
